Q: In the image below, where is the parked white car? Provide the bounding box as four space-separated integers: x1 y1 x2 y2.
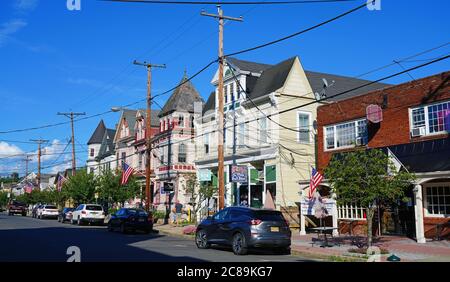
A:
38 205 59 219
71 204 105 226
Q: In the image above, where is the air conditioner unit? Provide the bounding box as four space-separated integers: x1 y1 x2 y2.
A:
411 127 426 137
355 137 364 146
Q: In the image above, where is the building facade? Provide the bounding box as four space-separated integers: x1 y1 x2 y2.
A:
316 71 450 242
153 74 203 210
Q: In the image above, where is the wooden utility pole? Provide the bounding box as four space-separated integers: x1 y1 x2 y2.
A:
133 60 166 212
57 112 86 176
30 139 49 190
201 5 243 210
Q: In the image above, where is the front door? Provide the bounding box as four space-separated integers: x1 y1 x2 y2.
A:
380 188 415 238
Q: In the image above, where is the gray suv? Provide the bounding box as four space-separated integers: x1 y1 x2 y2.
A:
195 207 291 255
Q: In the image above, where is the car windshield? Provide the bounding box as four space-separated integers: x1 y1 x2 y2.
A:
13 201 25 206
86 205 103 211
253 211 285 221
127 209 147 216
45 205 57 209
64 208 74 212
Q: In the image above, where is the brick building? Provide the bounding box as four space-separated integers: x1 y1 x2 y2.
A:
316 71 450 242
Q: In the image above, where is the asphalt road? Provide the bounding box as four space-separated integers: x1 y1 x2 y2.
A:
0 212 317 262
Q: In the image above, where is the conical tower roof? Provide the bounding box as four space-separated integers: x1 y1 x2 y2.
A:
159 72 203 117
87 120 106 145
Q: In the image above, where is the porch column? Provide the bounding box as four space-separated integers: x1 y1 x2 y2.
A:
331 194 339 236
414 184 426 244
299 195 306 235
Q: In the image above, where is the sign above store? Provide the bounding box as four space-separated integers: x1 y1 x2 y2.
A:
231 165 248 183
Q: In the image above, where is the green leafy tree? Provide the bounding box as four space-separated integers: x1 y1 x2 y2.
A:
97 169 140 208
325 149 415 247
0 191 9 208
63 169 97 206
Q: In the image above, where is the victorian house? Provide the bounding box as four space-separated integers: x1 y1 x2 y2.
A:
87 120 116 175
152 73 203 210
195 56 388 221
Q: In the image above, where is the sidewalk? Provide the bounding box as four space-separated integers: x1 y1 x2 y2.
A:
153 223 450 262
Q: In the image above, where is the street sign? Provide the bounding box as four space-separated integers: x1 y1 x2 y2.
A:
198 169 211 181
163 182 174 193
230 165 248 183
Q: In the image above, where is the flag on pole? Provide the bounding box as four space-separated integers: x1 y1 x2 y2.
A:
57 174 67 191
121 162 134 185
309 167 323 199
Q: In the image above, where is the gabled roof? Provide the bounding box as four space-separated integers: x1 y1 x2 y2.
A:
203 91 216 115
87 120 106 145
136 109 161 127
305 71 390 101
248 57 296 99
97 128 116 159
227 57 271 74
159 74 203 117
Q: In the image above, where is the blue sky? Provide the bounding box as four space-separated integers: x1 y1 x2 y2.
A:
0 0 449 176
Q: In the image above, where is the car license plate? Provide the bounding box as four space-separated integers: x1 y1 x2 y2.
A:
138 218 145 222
270 227 279 232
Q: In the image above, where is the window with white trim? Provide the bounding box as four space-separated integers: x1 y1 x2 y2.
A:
297 112 311 143
259 117 268 144
204 133 209 154
178 115 184 128
425 184 450 216
337 203 366 220
178 143 186 163
410 100 450 136
324 119 368 150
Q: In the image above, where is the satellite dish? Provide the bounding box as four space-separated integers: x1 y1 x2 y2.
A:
314 92 321 101
322 78 328 88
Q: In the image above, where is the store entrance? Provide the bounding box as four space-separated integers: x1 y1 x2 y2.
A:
380 187 415 238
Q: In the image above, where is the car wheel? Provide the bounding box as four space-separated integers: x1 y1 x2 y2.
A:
107 223 114 232
195 230 210 249
77 218 82 226
232 232 248 255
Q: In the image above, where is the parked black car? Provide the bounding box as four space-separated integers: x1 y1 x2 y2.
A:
195 207 291 255
107 208 153 234
58 207 75 223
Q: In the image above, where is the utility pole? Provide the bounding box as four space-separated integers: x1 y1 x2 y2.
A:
24 155 31 178
30 139 49 190
133 60 166 212
201 5 243 211
57 112 86 176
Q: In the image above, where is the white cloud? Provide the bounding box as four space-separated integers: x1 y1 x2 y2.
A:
0 141 24 158
0 19 27 47
13 0 39 13
49 155 72 174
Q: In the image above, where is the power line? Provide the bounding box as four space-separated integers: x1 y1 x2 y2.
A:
104 0 356 5
224 1 367 57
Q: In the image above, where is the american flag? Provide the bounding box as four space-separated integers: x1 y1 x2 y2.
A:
121 162 134 185
309 167 323 199
57 174 67 191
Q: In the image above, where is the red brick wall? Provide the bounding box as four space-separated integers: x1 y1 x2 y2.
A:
317 72 450 171
424 217 450 239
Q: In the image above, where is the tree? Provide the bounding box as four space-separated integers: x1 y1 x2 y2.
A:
0 191 8 208
63 169 97 206
182 174 217 223
325 148 415 247
96 169 140 209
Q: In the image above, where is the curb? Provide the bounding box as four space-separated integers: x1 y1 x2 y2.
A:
156 228 195 240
